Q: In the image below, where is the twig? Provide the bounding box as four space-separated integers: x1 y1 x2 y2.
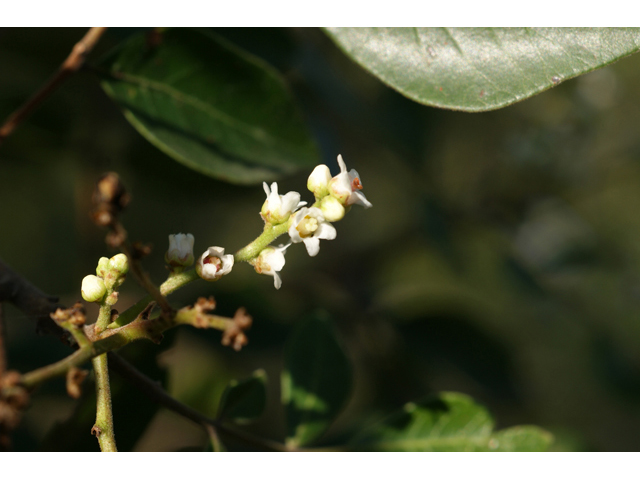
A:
206 424 224 452
91 354 117 452
107 353 290 452
92 301 117 452
0 27 107 145
112 269 199 328
20 305 242 389
119 242 174 318
0 259 63 339
20 318 164 388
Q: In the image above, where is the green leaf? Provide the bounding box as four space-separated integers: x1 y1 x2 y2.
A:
324 28 640 112
352 392 553 451
282 312 352 448
217 369 267 424
98 28 319 184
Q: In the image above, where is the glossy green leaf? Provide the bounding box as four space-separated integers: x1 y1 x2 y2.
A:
352 392 553 451
217 369 267 424
282 312 352 448
325 28 640 112
99 28 319 184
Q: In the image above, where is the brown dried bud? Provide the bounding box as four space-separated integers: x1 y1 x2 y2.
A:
66 367 89 399
91 172 130 227
233 307 252 330
195 296 217 313
131 241 152 260
221 307 252 352
94 172 129 210
0 371 30 450
50 303 86 327
105 225 127 248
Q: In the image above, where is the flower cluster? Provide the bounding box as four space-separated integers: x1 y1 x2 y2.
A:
253 155 371 289
81 253 129 304
190 154 371 290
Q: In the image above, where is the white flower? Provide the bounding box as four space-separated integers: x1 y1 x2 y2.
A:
288 207 336 257
253 244 290 289
165 233 195 267
81 275 107 303
307 164 332 199
196 246 234 281
329 154 372 208
260 182 305 224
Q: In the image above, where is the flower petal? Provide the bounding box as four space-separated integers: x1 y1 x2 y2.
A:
273 272 282 290
316 222 337 240
281 191 302 215
350 191 372 208
303 237 321 257
337 154 347 174
269 250 286 271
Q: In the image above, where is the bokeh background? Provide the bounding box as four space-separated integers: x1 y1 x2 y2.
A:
2 27 640 451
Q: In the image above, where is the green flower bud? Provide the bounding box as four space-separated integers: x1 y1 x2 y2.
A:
81 275 107 303
319 195 345 222
96 257 110 278
307 164 332 199
109 253 129 275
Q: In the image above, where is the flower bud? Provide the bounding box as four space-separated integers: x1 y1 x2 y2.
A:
96 257 110 277
196 246 234 282
307 164 332 199
81 275 107 303
109 253 129 275
319 195 345 222
165 233 195 268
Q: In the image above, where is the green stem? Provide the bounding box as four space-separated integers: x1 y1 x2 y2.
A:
96 302 112 333
20 306 230 389
21 319 165 388
92 353 117 452
234 220 292 263
111 269 200 328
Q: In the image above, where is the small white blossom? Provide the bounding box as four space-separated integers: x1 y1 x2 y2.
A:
165 233 195 267
81 275 107 303
329 154 372 208
253 244 290 289
288 207 336 257
307 164 332 199
260 182 305 224
196 246 234 281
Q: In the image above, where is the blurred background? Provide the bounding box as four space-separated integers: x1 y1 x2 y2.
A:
2 27 640 451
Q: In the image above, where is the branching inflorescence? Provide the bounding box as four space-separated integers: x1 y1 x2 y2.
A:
0 154 371 452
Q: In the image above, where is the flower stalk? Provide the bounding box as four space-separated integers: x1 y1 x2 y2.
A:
91 354 117 452
234 220 292 263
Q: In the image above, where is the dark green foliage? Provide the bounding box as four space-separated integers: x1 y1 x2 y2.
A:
218 370 267 424
325 28 640 111
281 312 352 448
99 28 319 184
352 392 553 452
